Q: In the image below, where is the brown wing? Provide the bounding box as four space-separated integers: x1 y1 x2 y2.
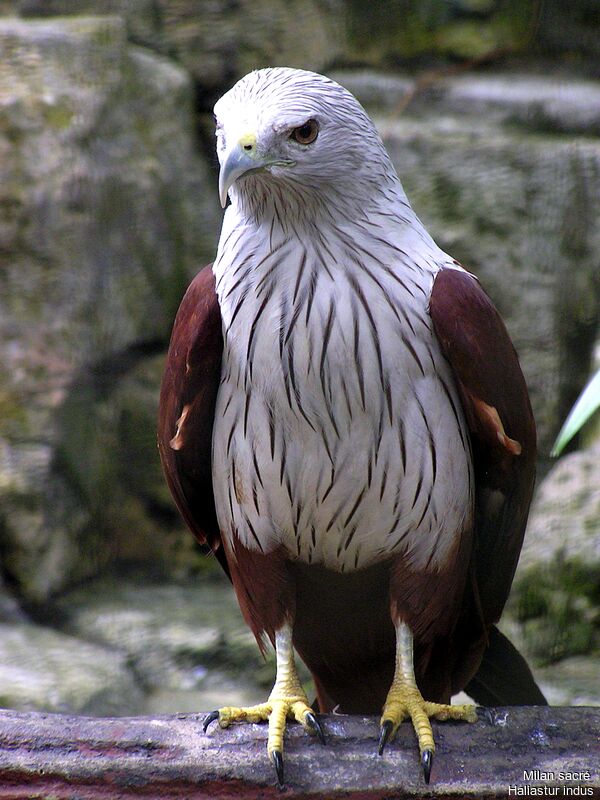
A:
157 264 228 574
429 267 536 626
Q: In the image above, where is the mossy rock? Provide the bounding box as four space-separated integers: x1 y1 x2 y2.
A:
0 16 218 602
16 0 345 95
509 557 600 665
343 0 537 64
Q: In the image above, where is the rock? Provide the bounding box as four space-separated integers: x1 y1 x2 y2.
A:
0 571 290 718
534 656 600 706
153 0 345 96
0 572 315 717
343 0 536 65
518 440 600 571
145 681 264 717
0 573 25 623
343 0 600 67
52 574 273 704
440 74 600 136
17 0 166 55
334 70 600 453
10 1 600 85
0 16 220 602
503 442 600 679
0 438 88 602
0 621 144 715
499 616 600 706
1 706 599 798
16 1 346 97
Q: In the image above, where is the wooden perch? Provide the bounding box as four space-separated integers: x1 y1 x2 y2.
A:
0 707 598 799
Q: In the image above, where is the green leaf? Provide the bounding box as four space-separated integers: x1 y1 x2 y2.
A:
551 370 600 456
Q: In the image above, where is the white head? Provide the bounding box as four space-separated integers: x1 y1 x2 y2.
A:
214 68 404 225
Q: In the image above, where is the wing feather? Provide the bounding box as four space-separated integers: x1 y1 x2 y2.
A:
157 265 227 573
429 267 536 624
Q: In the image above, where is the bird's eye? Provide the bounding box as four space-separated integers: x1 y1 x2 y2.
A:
290 119 319 145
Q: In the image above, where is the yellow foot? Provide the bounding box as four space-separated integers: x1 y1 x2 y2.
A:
203 624 325 788
204 697 324 787
379 683 477 783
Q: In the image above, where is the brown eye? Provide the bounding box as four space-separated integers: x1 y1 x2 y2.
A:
290 119 319 145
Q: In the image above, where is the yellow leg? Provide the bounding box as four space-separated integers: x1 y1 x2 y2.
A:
203 622 324 787
379 621 477 783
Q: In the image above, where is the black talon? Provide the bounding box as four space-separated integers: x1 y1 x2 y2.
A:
202 710 219 733
421 749 433 784
477 706 496 725
305 711 326 745
378 719 394 755
271 749 285 789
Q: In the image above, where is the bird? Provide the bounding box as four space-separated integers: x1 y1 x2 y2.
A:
158 67 545 788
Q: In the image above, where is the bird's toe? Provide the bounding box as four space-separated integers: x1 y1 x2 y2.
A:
378 718 396 755
421 749 433 784
270 749 285 790
202 710 220 733
304 711 326 745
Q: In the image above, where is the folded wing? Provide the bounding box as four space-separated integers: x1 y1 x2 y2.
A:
157 265 227 574
429 267 536 627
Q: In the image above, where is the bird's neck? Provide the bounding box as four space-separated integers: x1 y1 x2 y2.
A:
227 166 426 234
213 192 445 344
218 182 440 276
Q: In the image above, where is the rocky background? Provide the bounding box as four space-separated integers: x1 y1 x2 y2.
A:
0 1 598 714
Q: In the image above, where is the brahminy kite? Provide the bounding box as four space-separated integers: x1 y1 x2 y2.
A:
158 68 544 788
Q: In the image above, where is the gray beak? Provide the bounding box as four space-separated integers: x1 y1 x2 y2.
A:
218 133 261 208
218 132 295 208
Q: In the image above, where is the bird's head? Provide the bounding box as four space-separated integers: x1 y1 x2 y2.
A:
214 68 401 222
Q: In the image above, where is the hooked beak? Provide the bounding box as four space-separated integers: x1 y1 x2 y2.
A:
218 132 263 208
218 131 295 208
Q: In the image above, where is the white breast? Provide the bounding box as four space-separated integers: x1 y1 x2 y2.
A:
212 211 473 574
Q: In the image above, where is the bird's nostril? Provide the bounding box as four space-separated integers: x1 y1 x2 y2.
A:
243 143 253 151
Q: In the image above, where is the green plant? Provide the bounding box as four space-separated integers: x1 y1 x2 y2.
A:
551 369 600 456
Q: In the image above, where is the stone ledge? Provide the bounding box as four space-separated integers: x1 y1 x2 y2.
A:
0 707 598 798
332 70 600 136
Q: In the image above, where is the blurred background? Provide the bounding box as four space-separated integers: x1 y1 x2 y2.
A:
0 0 598 717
